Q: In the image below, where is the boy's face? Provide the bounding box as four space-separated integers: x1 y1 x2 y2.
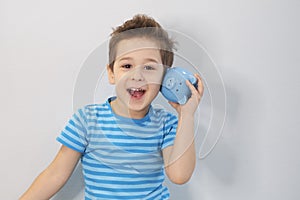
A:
107 37 165 119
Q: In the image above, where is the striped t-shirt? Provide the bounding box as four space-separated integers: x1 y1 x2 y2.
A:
57 97 178 199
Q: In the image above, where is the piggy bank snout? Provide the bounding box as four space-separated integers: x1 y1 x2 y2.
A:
165 77 176 89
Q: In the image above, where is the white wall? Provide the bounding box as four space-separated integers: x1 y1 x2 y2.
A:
1 0 300 199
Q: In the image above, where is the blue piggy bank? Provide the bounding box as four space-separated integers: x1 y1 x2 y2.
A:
160 67 198 104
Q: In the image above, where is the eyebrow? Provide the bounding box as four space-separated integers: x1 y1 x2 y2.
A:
118 57 160 63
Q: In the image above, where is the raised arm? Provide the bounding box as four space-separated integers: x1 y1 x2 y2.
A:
163 74 204 184
19 145 81 200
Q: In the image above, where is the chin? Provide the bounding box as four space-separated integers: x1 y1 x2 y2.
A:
128 98 151 114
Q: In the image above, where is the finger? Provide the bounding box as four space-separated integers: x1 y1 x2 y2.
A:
186 80 201 103
194 74 204 97
185 79 198 94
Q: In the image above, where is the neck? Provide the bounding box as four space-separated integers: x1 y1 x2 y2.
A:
110 98 149 119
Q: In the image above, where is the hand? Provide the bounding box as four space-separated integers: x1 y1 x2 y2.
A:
169 73 204 116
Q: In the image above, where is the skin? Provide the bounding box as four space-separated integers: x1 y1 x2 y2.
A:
19 37 204 200
107 38 166 119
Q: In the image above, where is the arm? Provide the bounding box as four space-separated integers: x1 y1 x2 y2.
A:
163 74 204 184
19 145 81 200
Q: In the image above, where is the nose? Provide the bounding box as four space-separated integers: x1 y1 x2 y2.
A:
131 66 144 81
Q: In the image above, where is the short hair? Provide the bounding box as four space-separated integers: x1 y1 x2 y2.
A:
108 14 175 70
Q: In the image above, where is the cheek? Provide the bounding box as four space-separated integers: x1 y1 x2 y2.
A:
145 72 164 85
148 84 162 93
113 71 127 82
114 74 131 90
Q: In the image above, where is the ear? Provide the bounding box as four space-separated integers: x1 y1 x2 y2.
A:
107 64 115 84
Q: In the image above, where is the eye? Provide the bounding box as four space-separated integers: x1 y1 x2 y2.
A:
121 64 132 69
144 65 155 70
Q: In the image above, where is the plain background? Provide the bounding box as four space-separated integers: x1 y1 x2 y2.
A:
1 0 300 199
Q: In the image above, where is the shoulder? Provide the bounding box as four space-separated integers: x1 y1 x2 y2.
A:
83 103 108 112
75 102 110 119
151 106 178 122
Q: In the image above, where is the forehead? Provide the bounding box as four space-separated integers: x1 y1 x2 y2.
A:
115 38 161 61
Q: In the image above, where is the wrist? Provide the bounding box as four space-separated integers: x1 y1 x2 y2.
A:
178 112 195 120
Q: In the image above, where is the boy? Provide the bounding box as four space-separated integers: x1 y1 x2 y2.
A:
20 14 204 200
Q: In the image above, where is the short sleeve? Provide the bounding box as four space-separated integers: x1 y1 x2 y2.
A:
161 113 178 149
56 108 88 153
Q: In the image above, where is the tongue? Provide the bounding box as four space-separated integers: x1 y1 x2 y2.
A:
131 90 144 98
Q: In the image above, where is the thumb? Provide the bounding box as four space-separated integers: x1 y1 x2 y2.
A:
168 101 179 109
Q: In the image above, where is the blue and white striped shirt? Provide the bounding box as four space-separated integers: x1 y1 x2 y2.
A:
57 97 178 199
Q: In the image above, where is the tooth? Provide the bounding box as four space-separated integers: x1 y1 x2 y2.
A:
130 88 142 92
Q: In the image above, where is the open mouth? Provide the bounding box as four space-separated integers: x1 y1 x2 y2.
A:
127 87 146 98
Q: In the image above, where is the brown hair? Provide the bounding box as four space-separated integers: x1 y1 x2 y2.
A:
108 14 175 70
